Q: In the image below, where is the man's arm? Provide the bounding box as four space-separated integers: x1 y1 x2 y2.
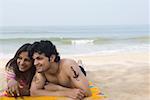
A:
30 78 68 96
30 72 47 95
30 72 71 93
44 83 72 91
66 60 92 97
30 73 85 100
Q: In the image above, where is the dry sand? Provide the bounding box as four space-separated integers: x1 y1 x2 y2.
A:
64 51 150 100
0 51 150 100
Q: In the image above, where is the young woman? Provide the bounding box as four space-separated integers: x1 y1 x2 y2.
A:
5 43 36 97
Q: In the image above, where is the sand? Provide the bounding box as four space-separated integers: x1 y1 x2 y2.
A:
0 51 150 100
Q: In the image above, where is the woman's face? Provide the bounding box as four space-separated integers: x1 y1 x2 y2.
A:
17 51 32 72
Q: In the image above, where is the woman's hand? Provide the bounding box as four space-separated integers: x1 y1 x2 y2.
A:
7 79 20 96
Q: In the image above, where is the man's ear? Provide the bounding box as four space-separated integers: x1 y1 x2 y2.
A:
49 54 56 62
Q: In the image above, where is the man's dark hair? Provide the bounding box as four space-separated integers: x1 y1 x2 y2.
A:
29 40 60 62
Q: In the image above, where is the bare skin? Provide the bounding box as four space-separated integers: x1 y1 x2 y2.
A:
30 53 91 100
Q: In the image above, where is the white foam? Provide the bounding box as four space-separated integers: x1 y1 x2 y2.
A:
71 39 94 45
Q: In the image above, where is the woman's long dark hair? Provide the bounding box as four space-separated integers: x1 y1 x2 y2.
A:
5 43 36 87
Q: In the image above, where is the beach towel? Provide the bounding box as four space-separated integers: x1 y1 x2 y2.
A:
0 81 106 100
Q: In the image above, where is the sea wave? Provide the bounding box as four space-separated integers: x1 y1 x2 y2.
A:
0 36 149 45
0 37 112 45
71 40 94 45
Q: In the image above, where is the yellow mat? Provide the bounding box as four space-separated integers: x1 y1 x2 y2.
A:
0 81 106 100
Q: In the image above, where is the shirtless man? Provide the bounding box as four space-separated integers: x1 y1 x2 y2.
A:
29 40 91 100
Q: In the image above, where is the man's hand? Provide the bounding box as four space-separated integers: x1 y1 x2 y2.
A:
7 79 20 96
65 88 85 100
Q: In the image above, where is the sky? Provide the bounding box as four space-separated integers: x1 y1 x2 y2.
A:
0 0 149 26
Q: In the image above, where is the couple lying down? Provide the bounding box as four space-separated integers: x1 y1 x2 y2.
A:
4 40 91 100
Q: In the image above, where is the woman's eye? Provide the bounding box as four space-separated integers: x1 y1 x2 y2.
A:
24 59 31 62
18 57 22 60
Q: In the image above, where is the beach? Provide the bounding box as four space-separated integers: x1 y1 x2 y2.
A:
0 25 149 100
0 51 149 100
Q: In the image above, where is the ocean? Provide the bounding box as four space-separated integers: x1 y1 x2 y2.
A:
0 25 149 59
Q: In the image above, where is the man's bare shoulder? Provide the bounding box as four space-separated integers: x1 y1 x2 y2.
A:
33 72 45 82
61 58 78 68
60 59 81 77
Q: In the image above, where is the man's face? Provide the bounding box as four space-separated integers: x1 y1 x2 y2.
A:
33 52 50 73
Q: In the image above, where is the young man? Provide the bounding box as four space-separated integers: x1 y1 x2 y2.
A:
29 40 91 100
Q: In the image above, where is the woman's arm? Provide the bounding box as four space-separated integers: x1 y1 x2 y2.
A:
5 69 20 96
